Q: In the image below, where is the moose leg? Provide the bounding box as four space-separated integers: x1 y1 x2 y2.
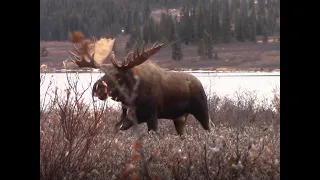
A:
115 105 134 131
193 112 211 132
146 111 159 134
119 109 134 130
190 95 211 132
114 106 126 130
173 113 188 138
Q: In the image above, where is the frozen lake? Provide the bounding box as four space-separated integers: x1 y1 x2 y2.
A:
40 71 280 109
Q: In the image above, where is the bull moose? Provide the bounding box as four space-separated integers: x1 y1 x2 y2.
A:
68 33 213 137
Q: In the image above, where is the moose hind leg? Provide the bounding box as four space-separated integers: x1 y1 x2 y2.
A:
146 109 159 134
147 118 158 133
190 92 212 132
173 114 188 137
191 107 211 132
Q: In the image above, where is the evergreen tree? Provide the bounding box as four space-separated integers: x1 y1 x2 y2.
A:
126 26 142 52
158 13 176 42
197 38 205 60
263 25 268 43
235 11 245 42
204 30 213 59
171 33 183 61
179 5 192 44
149 17 158 42
248 0 257 42
221 0 231 43
142 23 150 44
142 1 151 23
40 0 279 43
211 0 220 43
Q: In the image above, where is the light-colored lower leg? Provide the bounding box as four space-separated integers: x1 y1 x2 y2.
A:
173 114 188 136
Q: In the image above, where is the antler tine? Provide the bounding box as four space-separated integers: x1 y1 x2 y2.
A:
119 42 139 68
73 44 80 53
129 41 138 60
68 56 77 63
69 50 81 60
126 42 140 67
152 41 157 48
134 42 140 58
68 40 102 68
121 42 164 69
141 41 145 55
120 52 132 67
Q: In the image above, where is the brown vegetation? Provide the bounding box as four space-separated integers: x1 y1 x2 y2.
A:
40 35 280 72
40 73 280 180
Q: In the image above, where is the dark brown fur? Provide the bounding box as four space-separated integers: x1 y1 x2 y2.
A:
93 60 212 136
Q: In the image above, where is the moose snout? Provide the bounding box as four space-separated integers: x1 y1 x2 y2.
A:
92 84 110 101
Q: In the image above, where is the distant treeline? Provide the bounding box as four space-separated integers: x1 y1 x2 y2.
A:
40 0 280 45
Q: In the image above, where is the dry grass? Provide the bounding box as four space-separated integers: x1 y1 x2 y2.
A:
40 37 280 71
40 73 280 180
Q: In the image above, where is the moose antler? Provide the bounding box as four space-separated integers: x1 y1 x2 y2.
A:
69 40 96 68
68 36 116 69
68 31 163 70
110 42 164 69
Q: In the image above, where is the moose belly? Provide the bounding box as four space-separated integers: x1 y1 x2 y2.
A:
158 101 189 119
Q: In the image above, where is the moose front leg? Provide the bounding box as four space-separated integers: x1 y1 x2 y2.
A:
115 105 134 131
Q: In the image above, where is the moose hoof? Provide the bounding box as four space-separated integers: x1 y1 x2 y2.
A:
148 130 160 137
180 134 186 140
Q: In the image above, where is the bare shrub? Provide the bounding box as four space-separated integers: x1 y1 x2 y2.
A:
40 73 280 180
41 46 49 57
272 86 280 114
208 90 280 128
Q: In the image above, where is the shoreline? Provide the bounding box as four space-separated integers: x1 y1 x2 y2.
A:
40 67 280 74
